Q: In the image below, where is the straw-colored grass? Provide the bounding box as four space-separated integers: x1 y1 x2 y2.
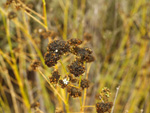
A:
0 0 150 113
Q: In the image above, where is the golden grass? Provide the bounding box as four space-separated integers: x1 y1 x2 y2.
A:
0 0 150 113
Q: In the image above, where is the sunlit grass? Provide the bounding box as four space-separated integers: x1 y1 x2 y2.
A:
0 0 150 113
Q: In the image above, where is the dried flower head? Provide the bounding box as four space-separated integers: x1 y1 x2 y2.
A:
70 46 92 56
84 33 92 41
84 54 95 62
67 86 82 98
49 70 60 84
44 51 60 67
67 60 85 77
30 102 40 108
67 38 82 46
96 87 111 102
80 79 90 89
68 74 78 83
77 54 95 63
30 60 41 70
47 40 70 55
40 30 52 39
96 102 113 113
8 11 17 19
59 78 69 88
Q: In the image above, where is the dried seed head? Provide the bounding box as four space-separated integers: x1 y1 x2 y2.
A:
49 70 60 84
70 46 92 57
84 33 92 41
67 38 82 46
67 86 82 98
68 74 78 83
40 30 52 39
96 87 111 102
47 40 70 55
44 51 60 67
96 102 113 113
80 79 90 89
59 78 69 88
77 54 95 63
71 47 94 63
30 102 40 108
8 11 17 20
30 60 41 70
84 54 95 62
67 60 85 77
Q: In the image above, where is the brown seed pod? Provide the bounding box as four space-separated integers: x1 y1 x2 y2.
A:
59 79 69 89
44 51 60 67
8 11 17 20
70 46 92 56
67 86 82 98
77 54 95 63
96 102 113 113
84 54 95 62
70 46 94 63
68 74 78 83
47 40 70 55
80 79 90 89
67 38 82 46
67 60 85 77
30 60 41 70
40 30 52 39
49 70 60 84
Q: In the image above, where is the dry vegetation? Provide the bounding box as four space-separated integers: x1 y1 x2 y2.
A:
0 0 150 113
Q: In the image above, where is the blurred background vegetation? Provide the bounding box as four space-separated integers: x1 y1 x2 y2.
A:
0 0 150 113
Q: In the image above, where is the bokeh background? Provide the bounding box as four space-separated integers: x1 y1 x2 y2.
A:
0 0 150 113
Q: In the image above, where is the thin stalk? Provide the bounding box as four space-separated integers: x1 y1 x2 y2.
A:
0 57 19 113
18 1 44 19
24 10 47 29
78 0 86 39
42 0 48 30
0 97 11 113
63 0 69 40
81 64 91 112
38 68 68 106
59 60 68 74
111 86 120 113
5 17 31 112
13 19 46 67
65 91 69 113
